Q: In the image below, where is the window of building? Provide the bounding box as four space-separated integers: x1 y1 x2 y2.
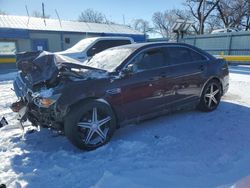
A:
65 38 70 44
0 41 16 55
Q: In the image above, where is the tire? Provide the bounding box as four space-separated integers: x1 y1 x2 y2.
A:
198 79 222 112
64 99 116 150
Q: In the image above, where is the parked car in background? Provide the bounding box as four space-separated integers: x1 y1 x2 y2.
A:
11 42 229 150
56 37 134 61
211 28 239 34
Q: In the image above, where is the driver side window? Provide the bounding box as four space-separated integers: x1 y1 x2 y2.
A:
131 49 166 72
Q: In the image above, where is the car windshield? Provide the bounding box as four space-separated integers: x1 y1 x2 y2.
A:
64 38 96 53
85 48 134 72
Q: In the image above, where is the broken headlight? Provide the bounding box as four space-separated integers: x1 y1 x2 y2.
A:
32 88 61 108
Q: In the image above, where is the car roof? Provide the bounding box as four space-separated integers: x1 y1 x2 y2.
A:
111 42 215 60
113 42 196 50
85 36 134 41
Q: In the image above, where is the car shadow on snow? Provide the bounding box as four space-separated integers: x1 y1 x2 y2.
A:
8 101 250 188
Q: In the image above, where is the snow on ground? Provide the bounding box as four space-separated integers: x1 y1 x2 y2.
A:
0 72 17 82
0 66 250 188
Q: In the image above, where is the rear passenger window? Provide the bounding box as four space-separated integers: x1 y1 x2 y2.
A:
190 50 207 61
164 47 206 65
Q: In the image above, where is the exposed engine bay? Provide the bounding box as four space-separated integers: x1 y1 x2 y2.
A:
11 51 107 130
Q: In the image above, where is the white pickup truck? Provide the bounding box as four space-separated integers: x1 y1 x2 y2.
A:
56 36 134 62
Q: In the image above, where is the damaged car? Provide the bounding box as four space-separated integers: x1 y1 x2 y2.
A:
11 42 229 150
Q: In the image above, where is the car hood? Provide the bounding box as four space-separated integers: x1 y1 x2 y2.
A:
16 51 106 86
55 51 79 55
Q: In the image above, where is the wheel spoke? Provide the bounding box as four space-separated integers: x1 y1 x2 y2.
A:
92 107 98 123
98 116 111 127
210 84 214 94
78 106 112 146
208 97 212 108
212 89 219 96
205 93 211 98
211 96 218 104
96 127 106 140
202 82 221 110
77 122 92 129
85 129 95 144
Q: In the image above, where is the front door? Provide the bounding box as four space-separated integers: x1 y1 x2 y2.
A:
119 47 169 120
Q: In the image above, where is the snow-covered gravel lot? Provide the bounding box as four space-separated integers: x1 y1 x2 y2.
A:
0 66 250 188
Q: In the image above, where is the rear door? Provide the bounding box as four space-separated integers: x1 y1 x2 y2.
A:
163 46 208 106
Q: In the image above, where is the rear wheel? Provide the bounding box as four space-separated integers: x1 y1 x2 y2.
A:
64 99 116 150
198 80 222 112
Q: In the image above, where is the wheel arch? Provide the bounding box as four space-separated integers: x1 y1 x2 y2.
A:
200 76 223 97
66 97 120 128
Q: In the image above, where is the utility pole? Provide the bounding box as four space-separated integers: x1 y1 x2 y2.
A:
25 5 30 26
42 2 46 26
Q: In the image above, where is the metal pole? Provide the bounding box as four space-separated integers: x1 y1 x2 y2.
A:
200 0 206 35
228 34 233 55
42 2 46 26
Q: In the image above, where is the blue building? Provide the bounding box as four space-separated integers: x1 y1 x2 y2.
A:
0 15 145 64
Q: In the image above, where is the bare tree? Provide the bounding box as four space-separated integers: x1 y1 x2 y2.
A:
184 0 220 34
216 0 248 29
214 0 250 31
152 9 194 38
152 10 180 38
78 9 107 23
241 15 250 30
32 11 50 18
205 14 223 32
240 0 250 30
132 19 151 34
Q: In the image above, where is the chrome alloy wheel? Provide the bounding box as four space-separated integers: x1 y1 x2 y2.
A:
77 107 112 145
204 83 220 109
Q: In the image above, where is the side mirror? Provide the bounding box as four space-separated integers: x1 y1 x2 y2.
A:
121 64 134 77
88 48 97 57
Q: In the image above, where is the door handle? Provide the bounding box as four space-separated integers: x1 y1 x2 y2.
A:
160 72 167 78
149 76 160 81
200 65 204 71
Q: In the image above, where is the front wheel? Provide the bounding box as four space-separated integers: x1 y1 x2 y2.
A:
198 80 222 112
64 99 116 150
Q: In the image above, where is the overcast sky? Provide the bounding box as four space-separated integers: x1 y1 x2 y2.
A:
0 0 184 24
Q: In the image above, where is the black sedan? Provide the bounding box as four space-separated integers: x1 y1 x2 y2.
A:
11 42 229 150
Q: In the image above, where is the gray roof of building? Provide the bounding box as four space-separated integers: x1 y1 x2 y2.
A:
0 15 142 35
